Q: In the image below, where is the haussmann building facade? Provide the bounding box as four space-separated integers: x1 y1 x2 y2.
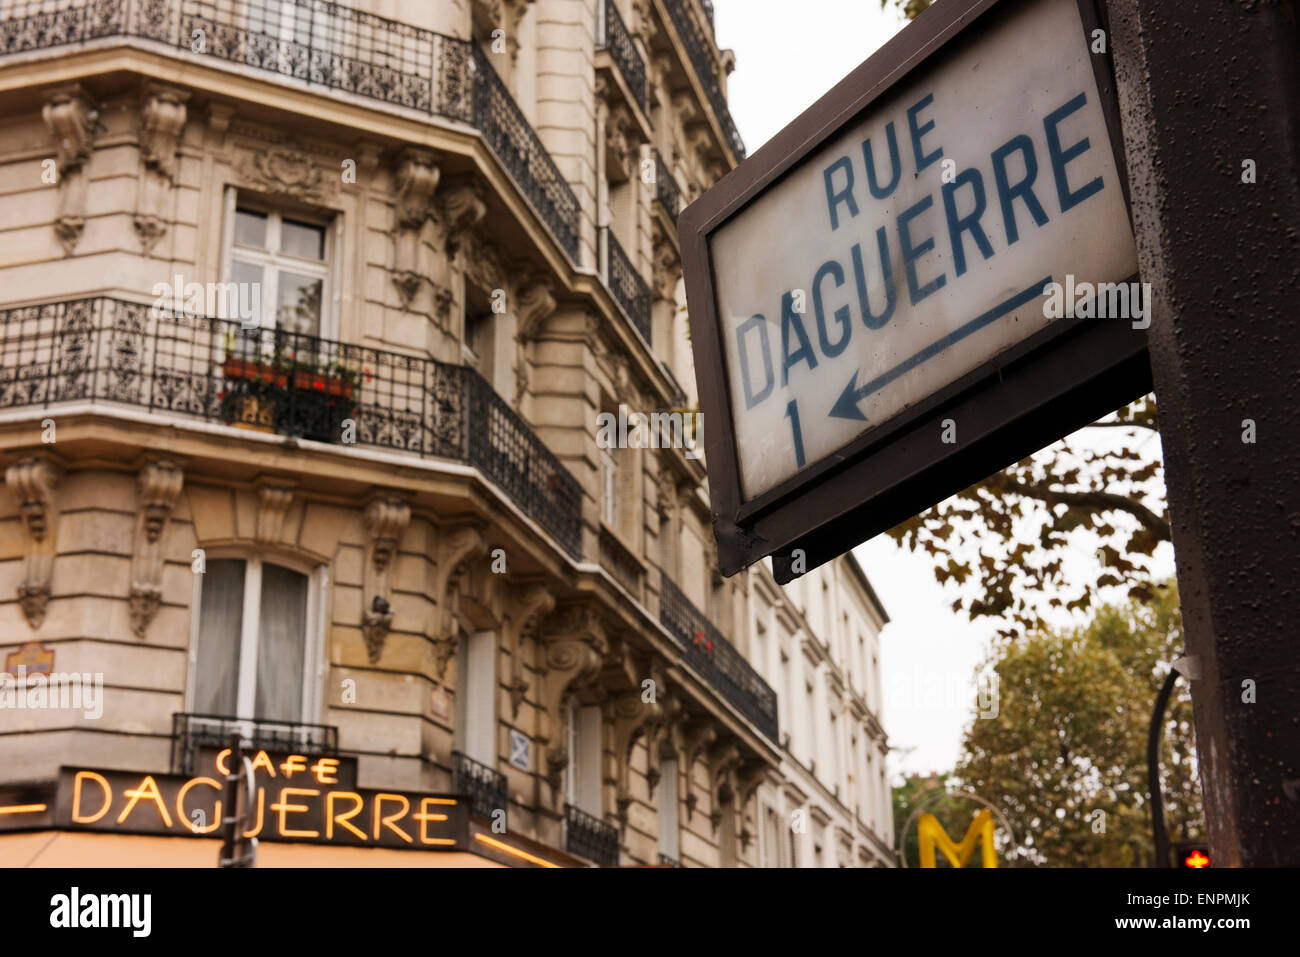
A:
0 0 892 867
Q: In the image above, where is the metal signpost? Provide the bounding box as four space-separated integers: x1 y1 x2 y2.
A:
681 0 1299 865
681 0 1149 582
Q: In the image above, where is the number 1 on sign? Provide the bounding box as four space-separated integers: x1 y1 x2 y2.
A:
785 399 806 469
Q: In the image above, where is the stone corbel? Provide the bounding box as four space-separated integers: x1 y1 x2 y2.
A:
435 178 488 261
42 85 99 256
511 273 557 342
6 457 63 631
652 220 682 302
391 148 441 308
501 581 554 718
128 460 183 639
429 524 489 678
606 668 664 823
361 495 411 663
255 482 295 544
708 740 741 835
681 718 717 821
536 604 608 791
645 692 682 797
134 84 190 256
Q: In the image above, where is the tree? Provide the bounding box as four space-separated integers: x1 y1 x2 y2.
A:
953 583 1202 866
888 395 1169 638
882 0 935 20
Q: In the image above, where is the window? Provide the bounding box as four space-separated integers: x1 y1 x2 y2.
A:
455 630 496 766
600 445 618 527
226 200 331 337
189 556 323 722
657 757 679 860
566 701 602 815
763 805 783 867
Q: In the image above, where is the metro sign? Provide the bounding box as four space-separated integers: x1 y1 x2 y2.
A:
680 0 1150 580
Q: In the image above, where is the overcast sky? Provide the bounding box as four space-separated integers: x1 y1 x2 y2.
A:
710 0 1173 782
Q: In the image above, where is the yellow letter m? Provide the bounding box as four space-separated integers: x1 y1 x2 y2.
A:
917 810 997 868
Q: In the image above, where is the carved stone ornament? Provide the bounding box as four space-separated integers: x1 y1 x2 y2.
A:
536 604 608 792
511 273 557 342
42 84 99 256
430 524 489 678
607 675 663 821
237 147 329 201
501 582 554 718
255 483 294 544
134 84 189 256
360 495 411 663
6 457 62 630
434 179 488 260
130 460 183 638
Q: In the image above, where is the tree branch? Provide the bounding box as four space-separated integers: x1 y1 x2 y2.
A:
994 476 1172 540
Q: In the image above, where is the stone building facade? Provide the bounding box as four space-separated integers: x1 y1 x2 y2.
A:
0 0 891 867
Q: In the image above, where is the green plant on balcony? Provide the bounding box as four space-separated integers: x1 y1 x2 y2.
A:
217 350 364 443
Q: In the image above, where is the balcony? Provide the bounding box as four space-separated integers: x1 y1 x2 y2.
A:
452 750 508 820
653 148 684 220
0 297 583 557
658 852 685 867
659 576 779 743
596 0 646 110
565 803 619 866
599 227 652 345
662 0 745 161
170 712 338 775
0 0 580 260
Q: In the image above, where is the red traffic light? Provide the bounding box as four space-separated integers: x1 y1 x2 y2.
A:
1173 843 1211 868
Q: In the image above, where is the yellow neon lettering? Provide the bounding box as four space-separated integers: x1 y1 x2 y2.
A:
215 748 231 776
279 754 307 779
71 771 112 824
311 757 340 785
373 793 413 844
271 787 320 839
414 797 455 845
327 791 367 840
918 810 998 868
241 786 265 838
117 775 174 828
249 750 277 778
176 777 223 834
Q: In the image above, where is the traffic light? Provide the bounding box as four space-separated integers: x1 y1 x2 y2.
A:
1172 842 1210 869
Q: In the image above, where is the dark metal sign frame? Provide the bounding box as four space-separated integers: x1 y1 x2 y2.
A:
679 0 1149 582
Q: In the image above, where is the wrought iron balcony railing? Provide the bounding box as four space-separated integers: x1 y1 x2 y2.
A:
0 297 582 557
662 0 745 161
699 0 715 33
654 148 684 219
565 803 619 866
659 576 779 743
597 0 646 110
658 852 685 867
452 750 508 820
599 227 652 345
0 0 580 260
171 712 338 775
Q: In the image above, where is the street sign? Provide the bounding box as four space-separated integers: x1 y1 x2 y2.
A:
680 0 1151 581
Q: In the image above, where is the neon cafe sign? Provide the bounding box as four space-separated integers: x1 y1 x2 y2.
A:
0 751 473 852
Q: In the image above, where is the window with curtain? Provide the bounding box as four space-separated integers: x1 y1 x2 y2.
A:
192 556 314 722
229 205 330 338
657 757 679 860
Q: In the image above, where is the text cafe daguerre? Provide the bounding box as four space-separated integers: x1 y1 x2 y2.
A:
0 747 576 868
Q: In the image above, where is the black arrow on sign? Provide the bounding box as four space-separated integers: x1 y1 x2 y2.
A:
828 276 1052 422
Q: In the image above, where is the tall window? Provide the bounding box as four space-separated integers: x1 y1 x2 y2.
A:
657 757 679 860
455 630 497 766
600 444 618 527
227 202 331 337
190 556 322 722
566 701 602 814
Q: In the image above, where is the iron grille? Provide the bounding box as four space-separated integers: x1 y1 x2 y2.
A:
662 0 745 160
0 297 582 556
452 750 508 820
0 0 579 259
654 148 683 218
658 852 685 867
565 803 619 866
659 576 779 743
171 712 338 774
597 0 646 110
600 227 652 344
